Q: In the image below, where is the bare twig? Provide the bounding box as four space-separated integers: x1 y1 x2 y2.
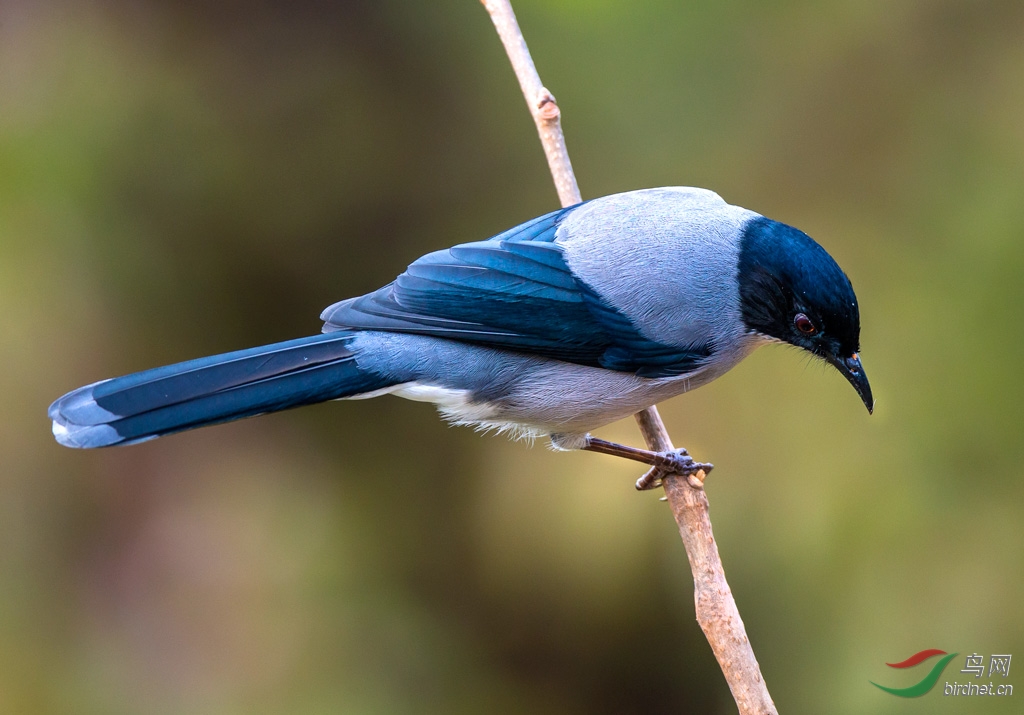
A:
635 404 777 714
480 0 580 207
480 2 778 713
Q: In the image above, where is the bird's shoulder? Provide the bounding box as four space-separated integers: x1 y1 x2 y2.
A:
555 187 758 351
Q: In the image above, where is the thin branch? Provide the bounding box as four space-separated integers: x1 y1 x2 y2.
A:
480 2 778 713
480 0 581 207
635 406 777 715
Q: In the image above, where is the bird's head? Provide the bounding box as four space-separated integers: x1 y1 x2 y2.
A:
737 216 873 413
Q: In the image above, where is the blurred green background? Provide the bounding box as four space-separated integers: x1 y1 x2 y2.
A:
3 0 1023 713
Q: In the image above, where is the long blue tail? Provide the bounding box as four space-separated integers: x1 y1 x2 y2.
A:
49 332 392 448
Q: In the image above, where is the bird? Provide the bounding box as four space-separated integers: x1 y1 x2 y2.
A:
49 187 871 486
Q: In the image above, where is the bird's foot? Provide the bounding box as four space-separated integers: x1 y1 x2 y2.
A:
635 449 713 491
581 437 713 491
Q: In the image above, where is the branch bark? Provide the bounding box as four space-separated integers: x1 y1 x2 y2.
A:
480 0 580 208
480 2 778 713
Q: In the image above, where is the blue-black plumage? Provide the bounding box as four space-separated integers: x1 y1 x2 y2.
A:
49 333 394 448
49 187 871 454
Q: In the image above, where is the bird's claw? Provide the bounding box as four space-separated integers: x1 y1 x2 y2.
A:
635 449 713 491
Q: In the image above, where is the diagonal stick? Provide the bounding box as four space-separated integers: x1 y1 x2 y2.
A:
480 2 778 713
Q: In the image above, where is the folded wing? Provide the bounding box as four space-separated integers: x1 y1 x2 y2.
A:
321 207 712 378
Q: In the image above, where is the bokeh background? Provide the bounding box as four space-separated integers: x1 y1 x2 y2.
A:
3 1 1023 713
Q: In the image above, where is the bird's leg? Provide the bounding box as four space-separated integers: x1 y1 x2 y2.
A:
582 436 713 491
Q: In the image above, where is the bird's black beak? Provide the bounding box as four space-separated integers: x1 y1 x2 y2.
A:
827 352 874 414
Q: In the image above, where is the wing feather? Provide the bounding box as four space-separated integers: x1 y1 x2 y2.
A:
321 207 712 376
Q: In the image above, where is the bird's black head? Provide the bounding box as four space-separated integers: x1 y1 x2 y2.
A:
737 216 873 413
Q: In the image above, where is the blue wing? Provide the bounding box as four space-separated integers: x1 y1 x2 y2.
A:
321 207 712 377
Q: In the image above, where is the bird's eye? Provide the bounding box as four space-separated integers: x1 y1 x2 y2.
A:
794 313 817 335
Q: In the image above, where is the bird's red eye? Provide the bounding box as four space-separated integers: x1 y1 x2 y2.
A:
794 313 817 335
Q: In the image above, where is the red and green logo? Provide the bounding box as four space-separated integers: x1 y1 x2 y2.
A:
871 649 959 697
